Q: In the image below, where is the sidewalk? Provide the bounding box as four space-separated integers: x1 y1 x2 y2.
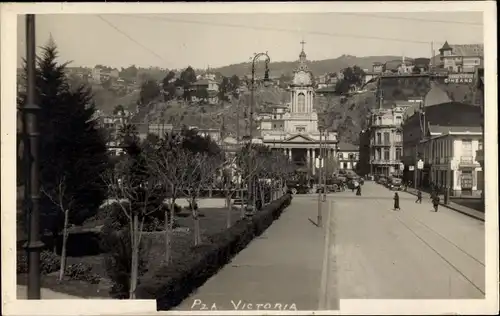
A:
404 187 484 221
176 196 329 311
16 285 83 299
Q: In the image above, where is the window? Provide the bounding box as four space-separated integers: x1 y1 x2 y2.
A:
297 93 305 113
396 147 402 160
378 117 382 125
337 153 344 160
383 132 390 144
273 124 276 129
296 126 306 133
376 133 382 144
383 148 390 160
395 115 402 125
376 148 381 160
395 132 402 142
348 153 355 160
462 139 472 157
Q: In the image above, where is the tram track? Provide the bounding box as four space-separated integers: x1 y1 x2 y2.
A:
393 213 485 296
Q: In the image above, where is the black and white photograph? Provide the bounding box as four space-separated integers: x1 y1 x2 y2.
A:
1 2 498 315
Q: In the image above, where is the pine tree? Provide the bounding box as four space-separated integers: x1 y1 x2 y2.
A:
18 40 110 241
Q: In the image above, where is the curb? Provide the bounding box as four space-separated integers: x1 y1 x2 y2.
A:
403 188 484 221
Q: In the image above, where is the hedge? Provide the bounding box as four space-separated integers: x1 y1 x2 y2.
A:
135 194 292 310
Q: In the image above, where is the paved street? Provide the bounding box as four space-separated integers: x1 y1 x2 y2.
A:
176 181 485 311
331 181 485 299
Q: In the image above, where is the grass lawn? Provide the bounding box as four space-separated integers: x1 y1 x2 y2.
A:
16 206 244 299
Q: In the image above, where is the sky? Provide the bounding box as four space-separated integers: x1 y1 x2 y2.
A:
16 12 483 70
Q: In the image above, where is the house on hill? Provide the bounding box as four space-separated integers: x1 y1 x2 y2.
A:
438 41 484 73
190 78 220 104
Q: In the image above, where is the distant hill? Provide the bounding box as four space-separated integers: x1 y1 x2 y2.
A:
212 55 409 77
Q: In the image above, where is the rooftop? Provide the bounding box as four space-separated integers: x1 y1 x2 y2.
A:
337 142 359 151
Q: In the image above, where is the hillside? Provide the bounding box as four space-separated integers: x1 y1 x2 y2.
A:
213 55 406 77
315 91 376 145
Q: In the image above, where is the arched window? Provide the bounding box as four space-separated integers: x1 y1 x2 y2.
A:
297 93 305 113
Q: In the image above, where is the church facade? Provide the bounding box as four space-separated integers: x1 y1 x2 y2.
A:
258 43 338 176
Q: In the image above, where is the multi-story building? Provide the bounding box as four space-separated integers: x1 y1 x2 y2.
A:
336 142 359 171
257 104 288 131
401 101 483 195
438 41 484 73
97 110 133 156
368 106 406 175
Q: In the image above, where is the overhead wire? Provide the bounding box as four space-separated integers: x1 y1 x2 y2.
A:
334 12 483 26
114 14 480 46
97 15 170 65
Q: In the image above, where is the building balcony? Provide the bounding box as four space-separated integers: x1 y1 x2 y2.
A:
371 159 401 165
459 156 480 168
371 141 391 147
393 141 403 147
370 123 396 128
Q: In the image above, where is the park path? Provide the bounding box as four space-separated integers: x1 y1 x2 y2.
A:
176 196 330 312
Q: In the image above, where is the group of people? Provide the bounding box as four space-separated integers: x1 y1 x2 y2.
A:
392 187 440 211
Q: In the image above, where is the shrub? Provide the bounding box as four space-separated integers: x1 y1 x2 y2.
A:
136 194 292 309
65 262 101 284
101 221 150 299
40 250 61 274
17 250 61 275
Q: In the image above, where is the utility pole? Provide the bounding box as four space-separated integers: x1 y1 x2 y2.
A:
24 14 43 299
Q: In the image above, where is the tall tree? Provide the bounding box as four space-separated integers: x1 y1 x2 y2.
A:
180 66 197 85
139 79 161 105
218 76 231 102
229 75 240 91
18 41 110 247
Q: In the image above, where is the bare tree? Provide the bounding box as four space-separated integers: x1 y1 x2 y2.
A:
148 135 191 264
40 175 73 281
102 158 161 299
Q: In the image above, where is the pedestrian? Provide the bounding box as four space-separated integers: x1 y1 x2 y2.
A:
432 194 440 212
415 189 422 203
393 192 400 211
356 185 362 196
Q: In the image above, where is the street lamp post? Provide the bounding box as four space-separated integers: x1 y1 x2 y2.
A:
24 14 44 299
247 52 270 212
317 126 324 227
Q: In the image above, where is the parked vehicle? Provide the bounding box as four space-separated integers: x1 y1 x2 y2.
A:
389 177 403 191
286 180 310 194
377 176 388 185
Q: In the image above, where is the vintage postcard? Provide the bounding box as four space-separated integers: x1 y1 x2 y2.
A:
1 2 498 315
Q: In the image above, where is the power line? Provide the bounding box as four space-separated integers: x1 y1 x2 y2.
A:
115 14 443 46
96 15 169 64
334 12 483 26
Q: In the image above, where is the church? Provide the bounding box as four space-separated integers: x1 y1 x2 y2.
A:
258 43 338 176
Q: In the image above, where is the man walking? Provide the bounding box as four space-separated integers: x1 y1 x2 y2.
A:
393 192 400 211
415 189 422 204
432 194 440 212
